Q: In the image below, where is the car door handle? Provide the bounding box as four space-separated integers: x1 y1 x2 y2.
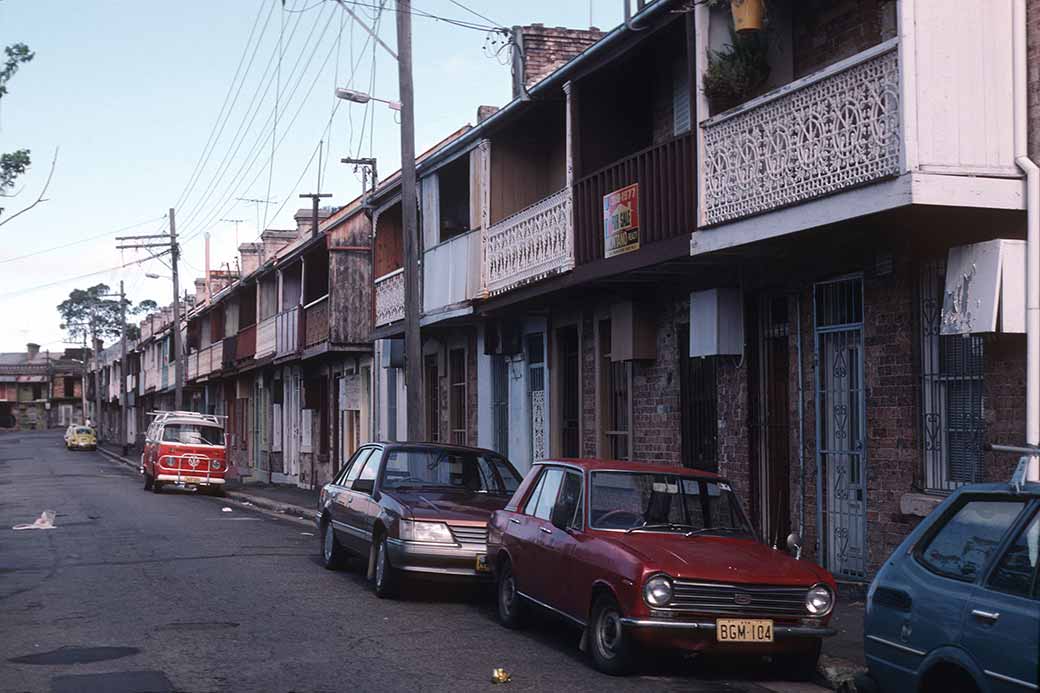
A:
971 609 1000 623
509 518 521 525
539 526 552 534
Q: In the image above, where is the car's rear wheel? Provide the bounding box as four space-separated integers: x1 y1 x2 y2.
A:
372 536 398 598
772 640 821 682
589 594 636 676
321 519 345 570
496 558 528 629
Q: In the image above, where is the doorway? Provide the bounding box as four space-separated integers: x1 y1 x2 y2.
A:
557 326 580 458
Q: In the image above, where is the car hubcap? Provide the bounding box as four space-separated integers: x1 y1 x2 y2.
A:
596 609 622 658
500 574 516 613
376 542 386 587
323 525 333 562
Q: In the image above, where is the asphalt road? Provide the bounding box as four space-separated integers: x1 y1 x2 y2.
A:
0 431 825 693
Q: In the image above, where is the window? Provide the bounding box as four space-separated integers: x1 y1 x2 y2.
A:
354 449 383 488
32 384 43 400
335 448 371 486
600 320 631 460
533 468 565 521
491 355 509 455
919 259 986 490
988 510 1040 598
680 327 718 471
554 471 583 528
449 348 466 445
386 367 398 442
437 156 471 242
63 377 75 398
161 423 224 446
918 500 1026 581
522 467 549 515
380 448 521 495
425 355 440 442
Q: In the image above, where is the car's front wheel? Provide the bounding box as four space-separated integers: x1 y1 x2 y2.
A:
372 536 398 598
589 594 636 676
496 558 527 629
321 519 345 570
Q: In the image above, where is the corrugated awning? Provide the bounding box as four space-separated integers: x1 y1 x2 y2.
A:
941 239 1025 335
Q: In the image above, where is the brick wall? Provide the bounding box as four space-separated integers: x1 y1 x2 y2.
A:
792 0 887 79
984 333 1027 481
581 313 597 457
515 24 604 97
1030 0 1040 164
630 299 684 464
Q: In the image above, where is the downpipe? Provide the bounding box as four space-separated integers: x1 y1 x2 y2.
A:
1014 0 1040 481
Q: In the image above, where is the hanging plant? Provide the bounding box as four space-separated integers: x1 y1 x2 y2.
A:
702 29 771 113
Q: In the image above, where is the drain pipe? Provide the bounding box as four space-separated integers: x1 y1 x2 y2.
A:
1014 0 1040 481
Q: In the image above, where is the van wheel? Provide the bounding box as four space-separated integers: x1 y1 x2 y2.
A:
373 537 398 598
151 478 163 494
143 473 153 491
496 558 528 629
589 594 636 676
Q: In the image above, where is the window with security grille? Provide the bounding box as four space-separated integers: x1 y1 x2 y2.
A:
449 348 466 445
919 259 986 491
600 320 631 461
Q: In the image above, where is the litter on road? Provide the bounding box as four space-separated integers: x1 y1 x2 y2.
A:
221 507 233 513
12 510 57 531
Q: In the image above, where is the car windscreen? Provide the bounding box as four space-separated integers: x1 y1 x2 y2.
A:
589 471 752 536
381 449 522 495
161 424 223 446
74 427 93 435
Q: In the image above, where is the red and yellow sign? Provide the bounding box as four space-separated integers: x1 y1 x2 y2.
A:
603 183 640 259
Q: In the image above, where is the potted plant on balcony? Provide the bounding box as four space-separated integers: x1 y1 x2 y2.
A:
702 29 770 115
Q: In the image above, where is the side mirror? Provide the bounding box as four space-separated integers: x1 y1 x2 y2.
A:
352 478 375 495
786 532 803 559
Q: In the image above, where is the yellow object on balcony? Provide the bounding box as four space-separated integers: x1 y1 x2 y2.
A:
731 0 764 33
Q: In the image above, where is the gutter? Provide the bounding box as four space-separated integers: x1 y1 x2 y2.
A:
1014 0 1040 481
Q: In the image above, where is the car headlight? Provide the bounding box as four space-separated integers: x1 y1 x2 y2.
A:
806 584 834 616
643 575 673 607
399 520 454 544
210 459 222 470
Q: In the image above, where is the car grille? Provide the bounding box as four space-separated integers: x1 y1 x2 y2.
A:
668 581 808 618
448 524 488 546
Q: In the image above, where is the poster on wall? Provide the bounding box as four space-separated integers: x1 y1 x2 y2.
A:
603 183 640 258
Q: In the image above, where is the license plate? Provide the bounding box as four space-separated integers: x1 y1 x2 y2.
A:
716 618 773 642
183 476 206 484
475 554 490 573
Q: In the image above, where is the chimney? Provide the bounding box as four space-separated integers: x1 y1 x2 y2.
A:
293 207 331 237
238 242 262 276
26 343 40 360
261 229 298 260
477 105 500 123
511 24 604 99
194 278 208 305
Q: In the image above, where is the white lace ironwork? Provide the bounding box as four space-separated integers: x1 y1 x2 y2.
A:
702 44 901 226
483 188 573 297
375 269 405 327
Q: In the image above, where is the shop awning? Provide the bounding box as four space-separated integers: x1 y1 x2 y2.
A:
941 239 1025 335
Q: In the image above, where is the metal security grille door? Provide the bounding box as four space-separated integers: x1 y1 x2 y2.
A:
491 355 509 455
814 276 867 579
919 260 985 490
527 334 546 461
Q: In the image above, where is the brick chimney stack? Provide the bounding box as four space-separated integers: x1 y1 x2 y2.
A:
511 24 604 99
238 243 262 276
26 343 40 360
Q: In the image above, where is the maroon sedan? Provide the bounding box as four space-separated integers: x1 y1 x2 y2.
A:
487 459 837 676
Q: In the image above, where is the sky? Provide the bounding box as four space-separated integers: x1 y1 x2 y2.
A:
0 0 622 353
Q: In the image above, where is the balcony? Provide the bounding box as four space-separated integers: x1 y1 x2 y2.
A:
375 269 404 327
697 1 1019 238
304 295 329 347
256 315 276 358
573 132 695 264
194 341 223 379
422 229 480 316
276 306 302 358
222 335 237 369
483 188 572 297
235 324 256 361
186 351 198 381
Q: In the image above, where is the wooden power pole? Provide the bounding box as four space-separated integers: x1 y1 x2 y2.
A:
396 0 423 441
119 280 128 452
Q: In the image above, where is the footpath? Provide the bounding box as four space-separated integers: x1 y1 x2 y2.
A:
96 442 866 691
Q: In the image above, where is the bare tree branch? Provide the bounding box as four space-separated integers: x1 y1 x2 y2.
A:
0 147 57 227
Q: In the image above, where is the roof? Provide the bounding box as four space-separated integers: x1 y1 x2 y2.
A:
539 458 724 479
374 441 501 457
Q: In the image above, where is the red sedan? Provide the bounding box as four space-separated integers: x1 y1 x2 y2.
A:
486 459 837 676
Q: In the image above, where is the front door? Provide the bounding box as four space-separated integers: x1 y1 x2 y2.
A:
814 276 867 580
558 327 580 458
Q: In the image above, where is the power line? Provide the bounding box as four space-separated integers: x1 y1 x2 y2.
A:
0 215 165 264
0 251 171 300
445 0 502 27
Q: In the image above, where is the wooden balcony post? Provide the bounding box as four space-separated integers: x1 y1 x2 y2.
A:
478 138 491 298
564 80 578 272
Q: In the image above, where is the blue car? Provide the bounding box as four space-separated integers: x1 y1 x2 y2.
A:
862 471 1039 692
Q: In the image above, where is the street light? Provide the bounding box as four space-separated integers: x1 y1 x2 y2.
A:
335 87 401 111
145 273 169 280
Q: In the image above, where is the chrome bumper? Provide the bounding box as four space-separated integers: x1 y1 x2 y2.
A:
385 538 491 577
619 618 836 638
155 474 225 485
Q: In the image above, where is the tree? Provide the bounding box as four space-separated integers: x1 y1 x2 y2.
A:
0 42 52 224
57 285 156 345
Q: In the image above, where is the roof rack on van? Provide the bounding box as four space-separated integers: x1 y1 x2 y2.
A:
147 410 227 426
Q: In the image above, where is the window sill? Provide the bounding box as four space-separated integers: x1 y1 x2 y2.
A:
899 492 944 518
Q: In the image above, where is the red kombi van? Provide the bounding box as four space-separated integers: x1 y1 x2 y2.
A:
141 411 228 496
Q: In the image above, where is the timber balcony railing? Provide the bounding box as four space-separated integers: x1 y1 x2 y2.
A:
573 132 695 264
235 324 256 361
192 340 223 380
483 187 572 297
701 40 901 227
375 268 405 327
276 306 302 357
304 294 330 347
423 229 480 315
256 315 276 358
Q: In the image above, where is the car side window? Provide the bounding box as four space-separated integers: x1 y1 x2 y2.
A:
987 509 1040 599
522 468 547 516
552 471 583 529
342 449 372 487
533 469 565 521
917 499 1026 582
335 448 370 486
353 448 383 490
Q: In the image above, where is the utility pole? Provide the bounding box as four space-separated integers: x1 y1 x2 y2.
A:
80 331 88 425
299 192 332 238
396 0 423 441
119 280 128 453
342 157 379 199
92 322 102 440
115 209 183 410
